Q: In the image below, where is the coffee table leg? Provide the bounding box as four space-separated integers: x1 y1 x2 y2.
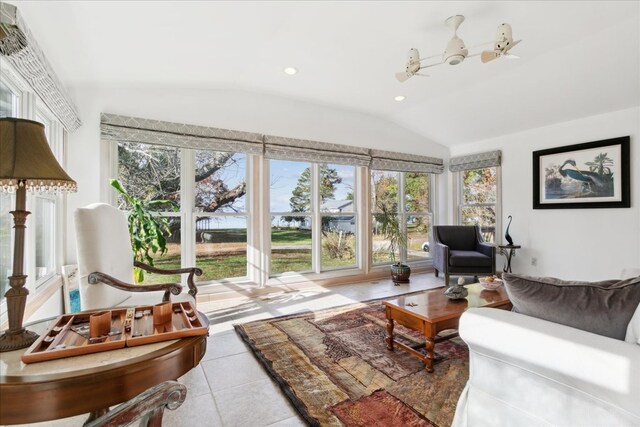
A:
425 337 435 373
385 318 395 351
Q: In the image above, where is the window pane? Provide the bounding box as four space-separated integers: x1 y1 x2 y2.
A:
270 160 311 213
35 197 55 280
372 212 399 264
405 173 430 212
195 216 247 280
321 216 356 270
0 194 14 297
117 142 181 211
463 167 497 204
407 215 432 260
194 151 246 213
371 170 399 212
320 164 355 213
271 215 312 274
461 207 496 243
140 217 182 284
0 81 16 118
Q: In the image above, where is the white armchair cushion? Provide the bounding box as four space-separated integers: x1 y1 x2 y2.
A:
74 203 135 310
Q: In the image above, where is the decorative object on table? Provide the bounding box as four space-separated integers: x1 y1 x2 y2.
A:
374 202 410 284
479 275 503 291
444 282 469 300
457 277 466 285
498 244 521 273
21 301 207 364
235 295 469 427
0 118 77 352
504 215 514 245
533 136 630 209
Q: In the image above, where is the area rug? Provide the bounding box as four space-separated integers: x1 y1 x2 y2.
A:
234 296 468 427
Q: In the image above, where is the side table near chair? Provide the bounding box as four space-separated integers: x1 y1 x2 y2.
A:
498 244 521 273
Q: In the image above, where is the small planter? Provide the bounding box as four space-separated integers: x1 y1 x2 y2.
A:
391 263 411 284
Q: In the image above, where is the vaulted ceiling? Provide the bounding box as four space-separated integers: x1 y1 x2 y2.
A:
13 1 640 146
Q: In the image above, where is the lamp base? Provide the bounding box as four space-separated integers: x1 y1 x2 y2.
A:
0 328 38 352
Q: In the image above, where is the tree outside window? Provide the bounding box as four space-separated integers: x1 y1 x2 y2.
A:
459 167 497 243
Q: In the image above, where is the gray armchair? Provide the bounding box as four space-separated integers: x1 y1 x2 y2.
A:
432 225 496 285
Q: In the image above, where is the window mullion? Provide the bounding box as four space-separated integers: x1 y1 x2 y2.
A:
399 172 407 263
311 163 321 274
181 148 195 284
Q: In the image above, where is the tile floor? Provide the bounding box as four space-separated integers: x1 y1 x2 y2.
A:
14 272 449 427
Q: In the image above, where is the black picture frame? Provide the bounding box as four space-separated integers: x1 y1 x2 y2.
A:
533 136 630 209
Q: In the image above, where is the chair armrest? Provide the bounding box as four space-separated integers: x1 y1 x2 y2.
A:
475 241 494 258
459 308 640 417
431 241 449 271
88 272 182 303
85 381 186 427
135 261 202 298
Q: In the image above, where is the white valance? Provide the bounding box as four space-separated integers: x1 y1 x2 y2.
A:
263 135 371 167
100 113 264 155
370 149 444 174
0 3 81 132
449 150 502 172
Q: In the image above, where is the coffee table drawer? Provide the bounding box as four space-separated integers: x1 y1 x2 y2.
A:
391 310 425 331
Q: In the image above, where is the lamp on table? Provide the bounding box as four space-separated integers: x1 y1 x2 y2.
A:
0 118 77 351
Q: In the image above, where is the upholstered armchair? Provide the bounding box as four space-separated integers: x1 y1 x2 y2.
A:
431 225 495 285
74 203 202 311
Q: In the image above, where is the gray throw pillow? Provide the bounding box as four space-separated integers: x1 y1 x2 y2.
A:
502 273 640 340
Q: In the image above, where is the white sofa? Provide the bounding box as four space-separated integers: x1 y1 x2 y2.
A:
451 307 640 427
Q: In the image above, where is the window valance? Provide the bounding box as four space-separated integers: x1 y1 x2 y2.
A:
100 113 264 155
263 135 371 167
370 149 444 174
449 150 502 172
0 3 81 132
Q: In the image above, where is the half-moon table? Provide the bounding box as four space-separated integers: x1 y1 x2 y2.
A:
0 312 209 425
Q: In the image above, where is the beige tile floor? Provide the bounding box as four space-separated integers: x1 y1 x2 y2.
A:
14 272 451 427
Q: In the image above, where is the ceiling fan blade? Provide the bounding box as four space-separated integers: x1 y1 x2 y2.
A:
503 53 520 59
481 50 499 63
414 73 430 77
395 72 413 82
421 61 444 69
507 39 522 51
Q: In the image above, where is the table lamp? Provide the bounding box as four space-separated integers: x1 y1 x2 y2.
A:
0 118 77 352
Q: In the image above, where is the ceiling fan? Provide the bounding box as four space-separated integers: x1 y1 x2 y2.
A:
396 16 522 82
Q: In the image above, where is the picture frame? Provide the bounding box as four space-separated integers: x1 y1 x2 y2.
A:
533 136 630 209
61 264 81 313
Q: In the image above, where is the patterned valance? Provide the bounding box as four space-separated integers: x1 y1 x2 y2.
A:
263 135 371 167
370 149 444 174
100 113 264 155
0 3 81 132
449 150 502 172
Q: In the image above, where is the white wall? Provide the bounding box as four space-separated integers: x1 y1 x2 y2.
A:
450 107 640 280
64 86 450 262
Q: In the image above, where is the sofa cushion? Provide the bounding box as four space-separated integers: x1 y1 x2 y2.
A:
449 250 492 268
436 226 477 251
502 274 640 340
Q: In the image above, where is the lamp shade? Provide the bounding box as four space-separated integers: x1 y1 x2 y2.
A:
0 117 76 193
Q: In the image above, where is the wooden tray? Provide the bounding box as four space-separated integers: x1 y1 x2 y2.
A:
21 301 207 364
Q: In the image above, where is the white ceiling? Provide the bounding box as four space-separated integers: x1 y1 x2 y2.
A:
13 1 640 146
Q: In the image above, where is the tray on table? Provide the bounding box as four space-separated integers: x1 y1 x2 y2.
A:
21 301 207 364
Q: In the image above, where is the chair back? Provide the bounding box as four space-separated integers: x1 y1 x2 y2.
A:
434 225 478 251
74 203 134 309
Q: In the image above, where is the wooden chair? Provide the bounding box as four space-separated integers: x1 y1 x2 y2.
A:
74 203 202 310
85 381 186 427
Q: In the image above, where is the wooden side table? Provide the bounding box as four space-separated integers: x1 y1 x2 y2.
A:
0 312 209 425
498 244 521 273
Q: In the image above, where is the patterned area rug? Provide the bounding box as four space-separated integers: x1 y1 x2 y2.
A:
234 297 468 427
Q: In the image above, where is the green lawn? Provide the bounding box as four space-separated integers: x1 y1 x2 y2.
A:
271 228 312 245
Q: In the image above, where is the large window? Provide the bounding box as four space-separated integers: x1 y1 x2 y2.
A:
458 167 498 243
269 161 357 276
371 170 432 264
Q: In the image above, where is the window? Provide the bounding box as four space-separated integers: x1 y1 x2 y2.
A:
458 167 498 243
0 81 17 298
371 170 433 264
269 160 358 276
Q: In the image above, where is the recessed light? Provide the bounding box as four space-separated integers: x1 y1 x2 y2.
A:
283 67 298 75
394 95 406 102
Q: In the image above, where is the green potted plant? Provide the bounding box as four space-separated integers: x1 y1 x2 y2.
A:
375 202 410 284
110 179 176 283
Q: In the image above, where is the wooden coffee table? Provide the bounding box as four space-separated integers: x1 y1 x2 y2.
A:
384 283 511 372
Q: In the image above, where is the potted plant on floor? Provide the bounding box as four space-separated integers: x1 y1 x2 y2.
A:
374 202 410 284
